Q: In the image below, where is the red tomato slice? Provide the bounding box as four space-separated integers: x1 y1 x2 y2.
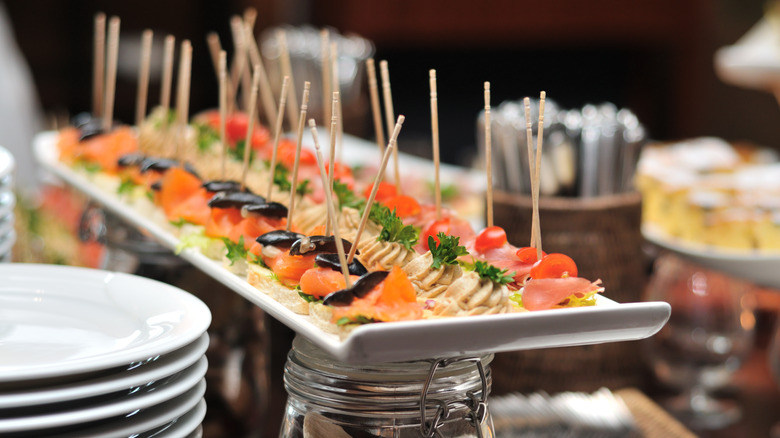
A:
474 226 507 253
421 217 475 250
515 247 547 264
363 181 397 202
530 253 578 279
383 195 421 218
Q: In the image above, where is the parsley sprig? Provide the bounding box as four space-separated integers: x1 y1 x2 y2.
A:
462 260 515 285
222 236 248 266
429 232 468 269
369 204 419 250
333 180 365 210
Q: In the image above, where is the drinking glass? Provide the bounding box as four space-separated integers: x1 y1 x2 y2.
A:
643 253 756 430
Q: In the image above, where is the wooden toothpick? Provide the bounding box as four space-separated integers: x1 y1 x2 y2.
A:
219 51 228 180
309 119 352 287
135 29 153 126
380 60 401 193
229 16 250 111
277 29 299 130
92 13 106 118
285 81 311 231
160 35 175 126
240 66 262 191
266 76 290 200
320 29 332 126
102 16 120 132
484 81 493 228
174 40 192 164
244 22 278 127
207 33 235 114
430 69 441 219
331 42 344 162
523 97 537 249
366 58 385 157
347 115 405 263
533 91 546 259
326 91 339 236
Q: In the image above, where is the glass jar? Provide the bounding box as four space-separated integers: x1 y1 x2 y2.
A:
280 335 495 438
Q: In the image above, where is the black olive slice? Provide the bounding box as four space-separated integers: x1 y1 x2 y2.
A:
207 191 266 209
77 119 106 141
314 253 368 276
243 202 288 219
150 181 162 191
202 180 246 193
256 230 304 248
117 153 146 168
289 235 357 256
323 271 389 306
139 158 200 178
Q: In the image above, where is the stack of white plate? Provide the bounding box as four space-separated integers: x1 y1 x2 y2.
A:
0 264 211 437
0 146 15 262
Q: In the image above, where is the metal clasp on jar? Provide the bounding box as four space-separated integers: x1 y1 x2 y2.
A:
419 357 489 438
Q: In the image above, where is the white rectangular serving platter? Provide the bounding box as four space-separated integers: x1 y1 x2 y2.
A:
35 130 670 363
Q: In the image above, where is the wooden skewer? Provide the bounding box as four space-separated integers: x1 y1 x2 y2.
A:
175 40 192 164
309 119 352 287
325 91 339 236
102 17 120 132
347 115 405 263
285 81 311 232
243 7 257 31
266 76 290 200
135 29 153 126
240 66 262 191
92 13 106 118
484 82 493 228
430 69 441 220
533 91 546 260
523 97 537 248
219 51 228 180
244 23 278 127
331 42 344 162
366 58 385 157
328 91 339 196
160 35 175 126
229 16 250 111
379 60 401 193
207 33 236 114
320 29 332 126
277 29 299 130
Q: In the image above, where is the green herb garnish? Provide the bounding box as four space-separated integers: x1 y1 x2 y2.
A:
222 236 248 266
369 204 419 250
429 232 469 269
333 180 365 210
194 123 220 152
462 260 515 285
117 178 136 196
296 179 311 196
169 218 190 228
298 290 322 303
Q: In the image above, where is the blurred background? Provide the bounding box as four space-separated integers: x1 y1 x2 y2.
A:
4 0 780 165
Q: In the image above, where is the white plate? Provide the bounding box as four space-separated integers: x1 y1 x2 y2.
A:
0 146 14 181
0 190 14 219
0 263 211 382
34 130 671 363
49 382 205 438
0 212 13 238
0 229 15 259
0 356 206 433
0 332 208 408
142 397 206 438
643 225 780 289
